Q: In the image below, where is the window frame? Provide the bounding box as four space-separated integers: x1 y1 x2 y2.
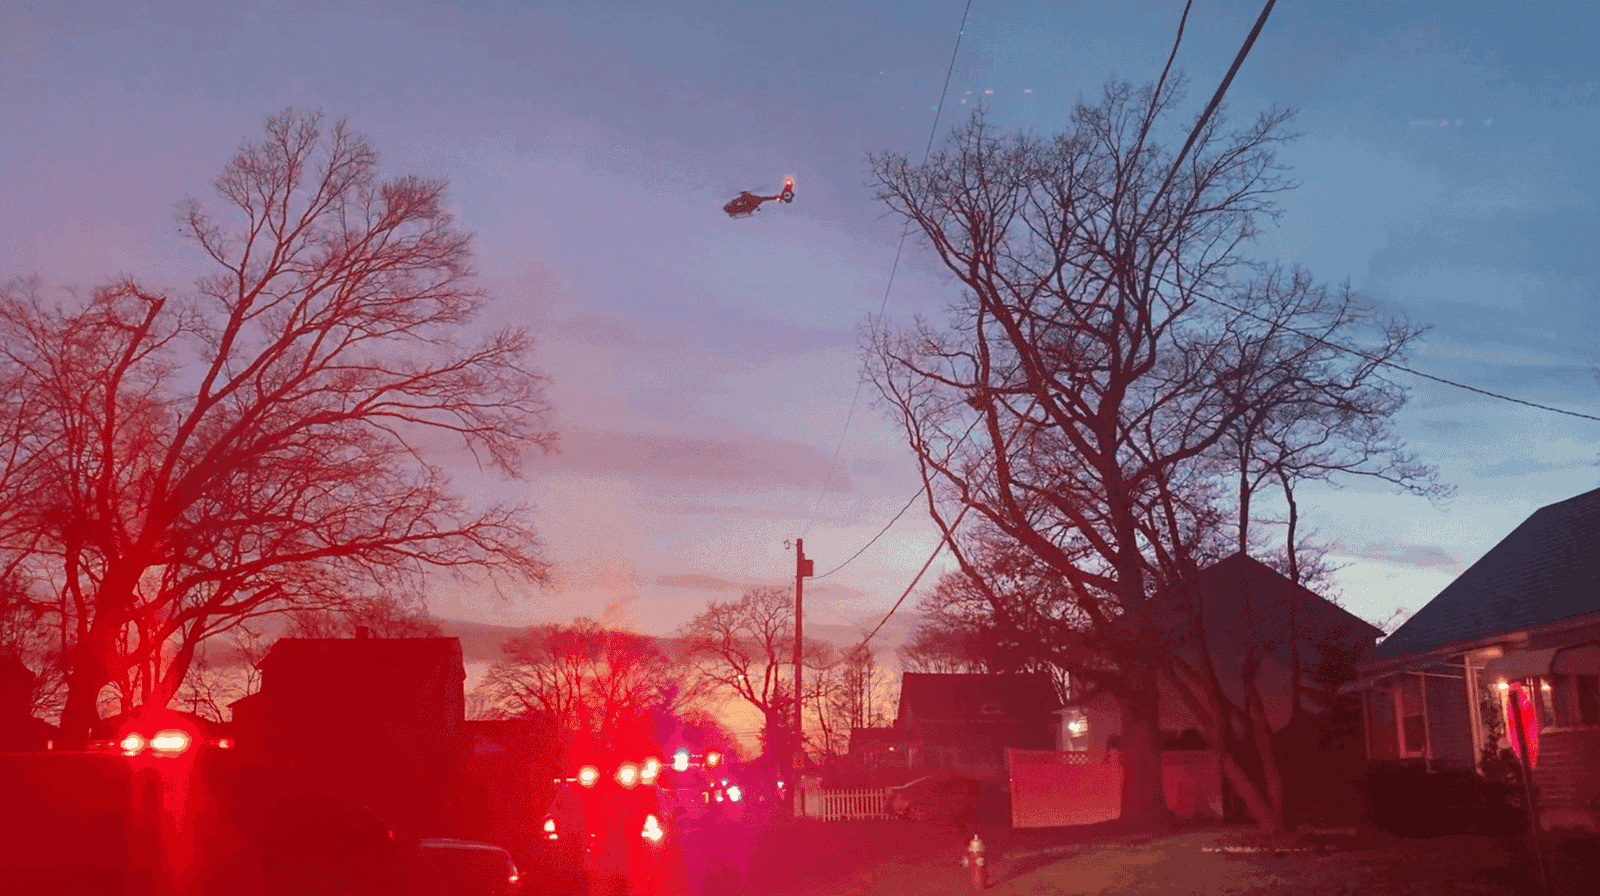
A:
1394 673 1428 759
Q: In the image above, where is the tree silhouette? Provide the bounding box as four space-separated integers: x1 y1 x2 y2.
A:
473 618 703 763
0 110 554 746
864 79 1415 827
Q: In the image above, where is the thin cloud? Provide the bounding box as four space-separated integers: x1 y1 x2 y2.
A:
530 427 853 493
1343 542 1460 572
655 573 739 591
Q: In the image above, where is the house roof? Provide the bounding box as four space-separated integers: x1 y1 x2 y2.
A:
1186 553 1383 663
260 635 465 678
1366 487 1600 665
897 672 1060 722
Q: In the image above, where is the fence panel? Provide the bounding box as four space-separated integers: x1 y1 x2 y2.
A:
1008 748 1123 828
807 787 891 821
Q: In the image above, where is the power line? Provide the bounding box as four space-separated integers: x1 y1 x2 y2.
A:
805 0 975 535
812 485 923 581
1203 292 1600 423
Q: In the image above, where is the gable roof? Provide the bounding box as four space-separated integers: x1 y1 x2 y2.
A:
1367 487 1600 664
1187 553 1383 663
898 672 1060 722
261 635 464 675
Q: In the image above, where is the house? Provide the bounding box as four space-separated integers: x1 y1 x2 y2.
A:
0 655 58 751
237 630 468 836
1343 487 1600 830
847 725 914 771
1072 553 1382 751
895 671 1060 775
1055 554 1380 825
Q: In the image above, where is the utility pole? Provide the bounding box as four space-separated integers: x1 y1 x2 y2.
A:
792 538 813 814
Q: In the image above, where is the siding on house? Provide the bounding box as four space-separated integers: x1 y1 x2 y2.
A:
1424 670 1474 767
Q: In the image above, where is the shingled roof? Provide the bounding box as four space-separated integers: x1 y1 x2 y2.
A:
1366 487 1600 664
898 672 1060 722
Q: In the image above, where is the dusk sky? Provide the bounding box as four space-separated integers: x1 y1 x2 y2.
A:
4 1 1597 647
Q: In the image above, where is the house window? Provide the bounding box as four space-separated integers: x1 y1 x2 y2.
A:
1396 674 1426 757
1551 674 1600 727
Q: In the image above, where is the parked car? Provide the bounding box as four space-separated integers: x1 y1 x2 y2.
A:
886 774 982 826
411 838 522 896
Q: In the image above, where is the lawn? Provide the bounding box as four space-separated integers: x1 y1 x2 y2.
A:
745 819 1599 896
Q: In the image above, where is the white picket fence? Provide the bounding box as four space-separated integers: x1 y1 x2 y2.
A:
799 786 892 821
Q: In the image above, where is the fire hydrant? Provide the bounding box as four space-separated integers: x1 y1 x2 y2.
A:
962 833 987 891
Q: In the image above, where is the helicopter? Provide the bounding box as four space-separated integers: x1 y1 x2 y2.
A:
723 177 795 218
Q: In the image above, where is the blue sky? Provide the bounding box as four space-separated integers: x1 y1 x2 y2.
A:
3 1 1597 643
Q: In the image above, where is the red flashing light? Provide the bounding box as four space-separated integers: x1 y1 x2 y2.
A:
578 765 599 787
617 763 640 788
150 729 192 755
641 814 664 843
542 817 558 841
120 733 147 756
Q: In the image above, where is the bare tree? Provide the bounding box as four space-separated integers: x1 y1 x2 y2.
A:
680 587 795 761
0 572 66 721
679 586 832 769
866 79 1319 825
1213 265 1447 576
472 619 703 763
0 110 555 746
904 534 1092 706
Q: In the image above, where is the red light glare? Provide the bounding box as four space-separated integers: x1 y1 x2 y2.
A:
150 729 192 755
641 814 664 842
578 765 599 787
617 763 640 787
120 733 147 756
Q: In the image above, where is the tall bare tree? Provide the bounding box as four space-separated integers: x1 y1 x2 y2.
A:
865 78 1330 824
0 110 554 746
